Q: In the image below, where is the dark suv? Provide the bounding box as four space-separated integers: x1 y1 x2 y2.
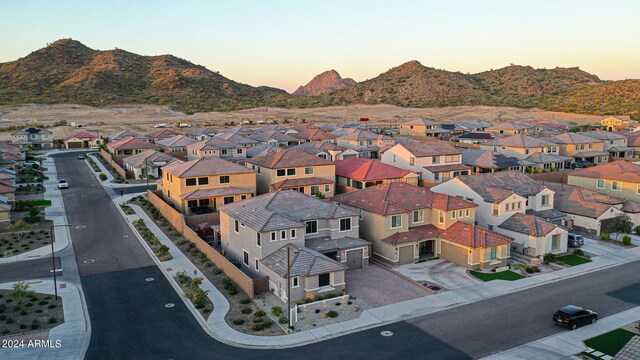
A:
553 305 597 330
568 233 584 247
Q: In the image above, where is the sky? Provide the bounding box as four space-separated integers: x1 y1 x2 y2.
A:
1 0 639 92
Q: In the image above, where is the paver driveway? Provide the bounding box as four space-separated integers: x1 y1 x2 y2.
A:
345 264 429 308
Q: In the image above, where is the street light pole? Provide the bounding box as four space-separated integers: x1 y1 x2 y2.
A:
50 224 72 300
287 245 291 329
145 156 149 190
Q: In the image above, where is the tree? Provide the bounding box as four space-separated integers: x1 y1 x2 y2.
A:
608 214 633 240
11 281 34 308
25 207 41 223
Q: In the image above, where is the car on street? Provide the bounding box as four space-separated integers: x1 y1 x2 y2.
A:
568 233 584 247
553 305 597 330
58 179 69 189
77 154 85 160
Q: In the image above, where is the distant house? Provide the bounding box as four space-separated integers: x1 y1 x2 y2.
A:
246 143 284 158
579 130 633 159
63 131 102 149
601 116 631 131
122 150 180 180
381 140 470 184
335 157 419 192
145 128 180 143
399 118 449 138
485 121 539 135
11 127 53 149
187 127 218 141
186 137 247 161
567 161 640 202
461 149 526 174
333 129 395 159
214 133 260 148
480 134 570 171
248 131 302 147
497 213 567 257
155 135 198 160
105 130 148 143
550 132 608 166
291 141 358 161
106 136 157 164
289 127 337 143
456 131 501 144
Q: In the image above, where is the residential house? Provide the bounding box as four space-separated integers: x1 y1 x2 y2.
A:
550 132 608 166
245 149 336 197
461 149 526 174
333 182 512 269
399 118 449 138
155 135 198 160
222 125 253 137
291 141 358 161
219 190 371 302
335 157 419 192
214 133 260 149
601 116 631 132
122 150 180 180
186 137 247 161
627 133 640 158
289 127 337 143
187 127 218 141
106 136 157 164
567 161 640 202
480 134 569 171
246 144 284 158
497 213 567 257
105 130 147 143
248 131 302 147
442 120 492 135
159 157 256 214
63 131 102 149
456 131 501 144
0 195 11 222
579 131 633 159
381 140 470 184
11 127 53 149
146 128 180 143
485 121 540 135
333 129 395 159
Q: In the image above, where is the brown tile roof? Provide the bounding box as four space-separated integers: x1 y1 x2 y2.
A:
335 158 414 181
0 183 15 194
498 213 558 236
146 128 179 139
107 136 157 151
272 177 334 189
246 149 334 169
383 222 512 248
484 134 555 148
289 128 337 141
569 160 640 183
156 135 198 148
182 187 253 200
162 157 254 177
550 132 602 144
402 118 439 126
122 150 179 168
543 182 621 218
455 171 546 201
396 140 460 157
188 137 240 151
423 163 470 173
63 131 98 142
333 182 476 215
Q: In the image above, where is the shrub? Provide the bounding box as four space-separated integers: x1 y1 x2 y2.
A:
25 207 41 223
48 317 57 324
271 306 284 317
326 310 338 318
622 235 632 246
156 244 170 256
255 310 266 317
634 225 640 235
99 173 107 181
227 286 238 295
573 249 585 257
253 317 264 323
239 298 251 305
532 266 541 273
543 253 556 264
232 319 245 325
240 307 253 314
601 231 610 241
48 304 56 309
335 302 341 306
316 295 324 301
31 321 39 330
304 298 314 304
525 266 534 274
279 316 289 324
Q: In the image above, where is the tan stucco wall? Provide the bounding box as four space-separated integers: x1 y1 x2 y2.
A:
250 163 335 195
568 175 640 202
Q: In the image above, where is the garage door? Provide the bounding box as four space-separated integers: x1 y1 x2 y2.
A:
600 218 615 234
66 141 82 149
398 245 414 265
346 249 363 269
440 241 468 267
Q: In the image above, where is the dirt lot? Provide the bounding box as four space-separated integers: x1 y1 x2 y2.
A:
0 103 603 141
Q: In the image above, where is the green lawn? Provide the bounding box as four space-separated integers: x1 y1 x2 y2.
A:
584 328 636 357
470 270 525 282
557 254 592 266
16 199 52 207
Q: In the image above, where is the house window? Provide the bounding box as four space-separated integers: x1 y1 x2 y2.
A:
234 220 239 233
280 230 286 240
393 155 396 162
237 148 243 154
413 210 423 223
438 211 444 223
243 251 249 266
187 200 198 208
391 215 402 229
224 196 234 204
340 218 352 231
541 195 549 206
256 233 261 247
434 173 440 181
270 232 277 242
517 202 522 210
186 178 197 186
612 181 621 191
488 225 494 230
432 156 440 164
490 247 497 260
637 184 640 194
324 184 330 192
409 157 415 166
552 234 560 250
358 209 363 220
198 177 209 185
219 175 230 184
291 276 299 288
221 149 228 155
588 143 593 149
596 179 605 189
465 209 470 217
287 168 296 176
276 169 286 177
290 229 297 239
199 199 210 207
254 258 259 271
458 210 463 218
257 167 261 174
305 220 318 234
305 167 314 175
318 273 330 287
451 211 456 219
445 155 457 163
492 203 499 216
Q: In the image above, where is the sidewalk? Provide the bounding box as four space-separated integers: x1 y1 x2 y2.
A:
0 280 88 360
482 306 640 360
86 153 150 188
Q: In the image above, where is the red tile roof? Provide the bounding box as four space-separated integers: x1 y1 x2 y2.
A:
569 160 640 183
383 222 512 248
335 158 415 181
498 213 558 237
396 140 460 157
272 177 334 189
162 157 254 177
63 131 98 142
333 182 477 215
246 149 334 169
107 136 156 151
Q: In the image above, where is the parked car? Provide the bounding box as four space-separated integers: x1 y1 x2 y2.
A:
553 305 597 330
77 154 85 160
568 233 584 247
58 179 69 189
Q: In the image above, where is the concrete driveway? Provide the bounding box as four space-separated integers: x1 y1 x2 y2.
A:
580 236 623 257
393 259 480 291
345 264 430 308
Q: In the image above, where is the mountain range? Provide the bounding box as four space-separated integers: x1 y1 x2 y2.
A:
1 39 639 117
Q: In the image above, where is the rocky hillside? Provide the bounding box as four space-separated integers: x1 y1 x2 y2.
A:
292 70 356 96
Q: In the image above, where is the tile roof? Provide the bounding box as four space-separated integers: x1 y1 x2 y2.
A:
188 137 241 150
335 129 393 141
162 157 254 177
543 182 621 218
63 131 98 142
291 141 348 155
550 132 602 144
578 130 626 141
246 149 334 169
486 122 536 131
248 131 299 143
333 182 477 215
0 182 15 194
107 130 145 141
246 144 284 158
498 213 558 236
156 135 198 148
187 127 217 137
272 177 334 189
215 133 260 145
12 127 52 135
525 152 572 164
402 118 439 126
305 236 371 253
395 140 461 157
484 134 555 148
627 134 640 147
462 149 523 169
289 128 337 141
182 187 252 200
220 190 357 232
122 150 179 168
335 158 414 181
107 136 157 151
383 222 513 248
146 128 179 139
260 244 347 278
455 171 546 200
457 132 499 140
569 160 640 183
423 163 471 173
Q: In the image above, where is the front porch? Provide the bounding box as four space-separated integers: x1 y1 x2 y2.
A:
181 187 253 215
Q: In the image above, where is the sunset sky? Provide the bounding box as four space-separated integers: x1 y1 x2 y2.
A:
1 0 639 92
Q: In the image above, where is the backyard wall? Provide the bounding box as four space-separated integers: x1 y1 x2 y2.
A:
147 190 268 298
100 149 131 179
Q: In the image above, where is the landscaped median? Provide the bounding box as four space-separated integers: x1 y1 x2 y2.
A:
132 218 173 261
0 282 63 338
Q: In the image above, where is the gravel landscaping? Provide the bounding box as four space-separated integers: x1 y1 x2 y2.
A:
0 284 64 338
0 221 53 258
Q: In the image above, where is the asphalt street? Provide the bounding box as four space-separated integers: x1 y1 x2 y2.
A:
0 257 61 283
47 152 640 359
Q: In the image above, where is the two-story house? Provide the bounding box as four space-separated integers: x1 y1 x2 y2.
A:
579 131 633 159
186 137 247 161
461 149 525 174
11 127 53 149
550 133 608 166
245 149 336 197
123 150 179 180
187 127 218 141
145 128 180 143
335 157 419 192
219 190 370 302
106 136 157 164
155 135 198 160
291 141 359 161
214 133 260 149
289 127 337 143
567 160 640 202
248 131 302 147
333 129 395 159
159 157 256 214
334 182 512 269
601 116 631 132
399 118 449 138
484 121 540 135
480 134 570 171
381 141 470 184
